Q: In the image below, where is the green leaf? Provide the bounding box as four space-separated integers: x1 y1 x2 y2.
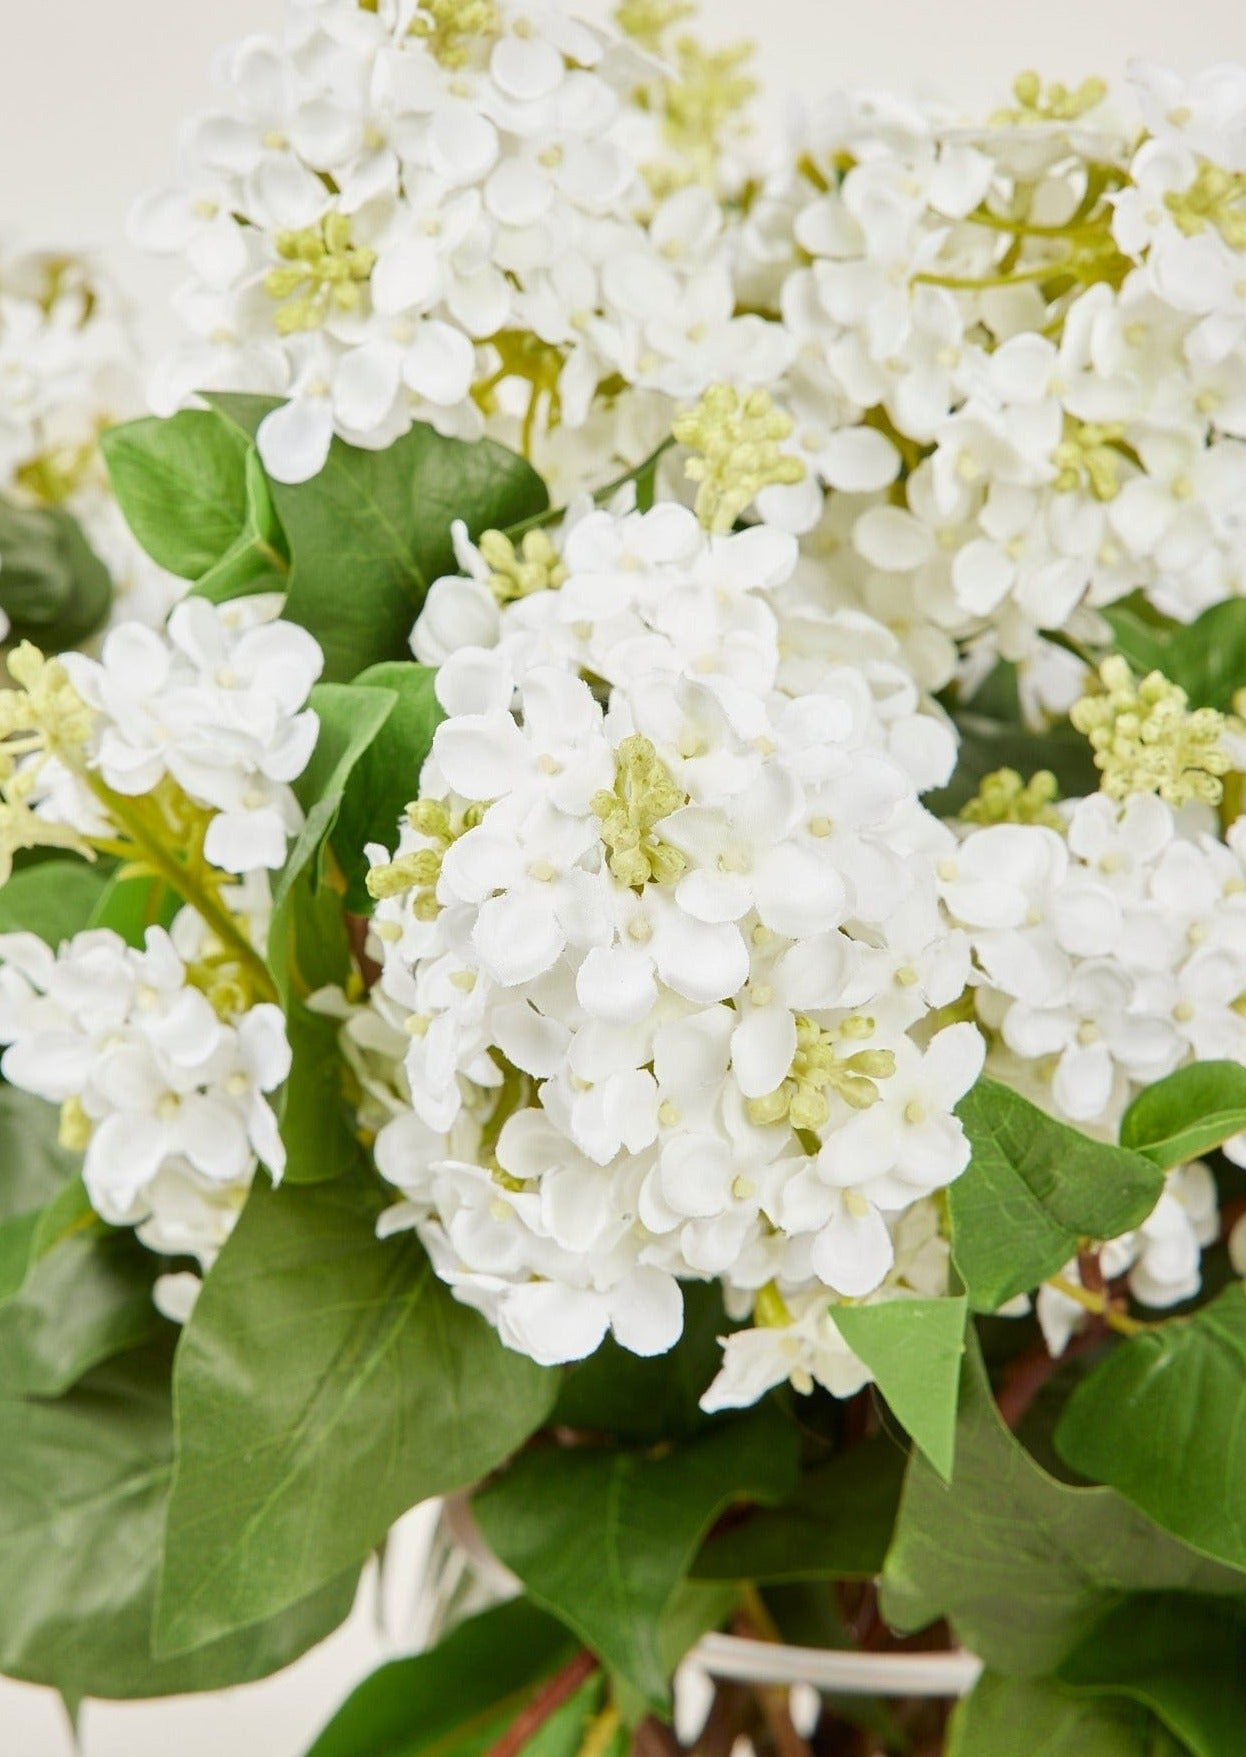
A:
156 1170 556 1656
0 1342 357 1700
328 662 444 913
0 858 109 945
304 1599 580 1757
101 411 250 579
693 1434 906 1584
0 494 112 649
1060 1594 1246 1757
474 1406 800 1710
832 1296 966 1480
280 681 398 907
926 712 1099 818
0 1085 161 1395
1163 600 1246 713
879 1339 1246 1675
951 1078 1164 1311
1056 1284 1246 1573
87 870 181 950
207 395 549 682
948 1672 1186 1757
551 1282 734 1445
1119 1061 1246 1170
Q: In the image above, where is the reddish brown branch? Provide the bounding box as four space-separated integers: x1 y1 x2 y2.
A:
482 1651 600 1757
995 1319 1106 1430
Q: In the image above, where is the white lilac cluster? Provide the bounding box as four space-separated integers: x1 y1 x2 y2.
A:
0 245 184 631
135 0 786 485
367 492 983 1407
29 595 325 876
940 791 1245 1326
743 63 1246 673
0 920 289 1315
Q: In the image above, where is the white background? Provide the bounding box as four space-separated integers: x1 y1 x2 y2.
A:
2 0 1244 1751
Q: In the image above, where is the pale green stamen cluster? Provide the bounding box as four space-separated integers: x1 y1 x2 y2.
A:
1165 163 1246 249
477 529 568 605
747 1015 897 1131
408 0 503 68
673 386 806 535
0 643 97 883
989 69 1108 127
960 768 1065 831
1071 656 1232 807
1053 420 1127 501
651 36 758 194
613 0 696 50
367 798 484 924
264 215 377 336
592 735 688 888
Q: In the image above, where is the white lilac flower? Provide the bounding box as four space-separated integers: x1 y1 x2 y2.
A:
32 595 325 874
0 923 289 1284
134 0 789 486
0 245 185 634
367 485 977 1398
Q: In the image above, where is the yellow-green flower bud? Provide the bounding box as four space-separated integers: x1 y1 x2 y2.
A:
593 735 689 888
1072 655 1232 807
960 768 1065 830
673 386 806 535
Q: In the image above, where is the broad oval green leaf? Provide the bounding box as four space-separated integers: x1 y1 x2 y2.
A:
951 1079 1164 1311
0 1344 357 1699
304 1599 580 1757
101 411 251 580
880 1339 1246 1676
693 1434 905 1585
948 1672 1186 1757
1119 1061 1246 1170
0 495 112 649
1059 1593 1246 1757
328 661 444 913
832 1295 966 1481
207 395 549 682
0 858 109 945
1056 1284 1246 1573
473 1406 799 1711
155 1171 556 1656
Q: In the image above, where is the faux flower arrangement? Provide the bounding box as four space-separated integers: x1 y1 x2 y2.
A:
4 3 1246 1753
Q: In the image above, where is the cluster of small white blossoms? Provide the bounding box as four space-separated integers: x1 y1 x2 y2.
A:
364 407 983 1405
0 919 289 1319
0 245 184 632
938 666 1246 1337
732 61 1246 683
0 600 321 1310
5 594 324 878
135 0 787 485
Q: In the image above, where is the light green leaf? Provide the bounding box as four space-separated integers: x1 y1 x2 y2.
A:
948 1672 1186 1757
87 870 181 950
101 411 250 579
0 858 109 945
304 1599 580 1757
880 1339 1246 1675
1060 1594 1246 1757
1119 1061 1246 1170
474 1406 799 1710
328 662 444 913
207 395 549 682
951 1078 1163 1311
0 495 112 650
0 1086 161 1394
1161 600 1246 713
279 681 398 908
1056 1284 1246 1573
832 1296 966 1480
156 1171 556 1655
693 1434 906 1584
0 1342 357 1700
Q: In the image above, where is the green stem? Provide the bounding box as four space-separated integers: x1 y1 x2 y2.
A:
1047 1273 1150 1337
87 779 278 1004
914 257 1073 292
